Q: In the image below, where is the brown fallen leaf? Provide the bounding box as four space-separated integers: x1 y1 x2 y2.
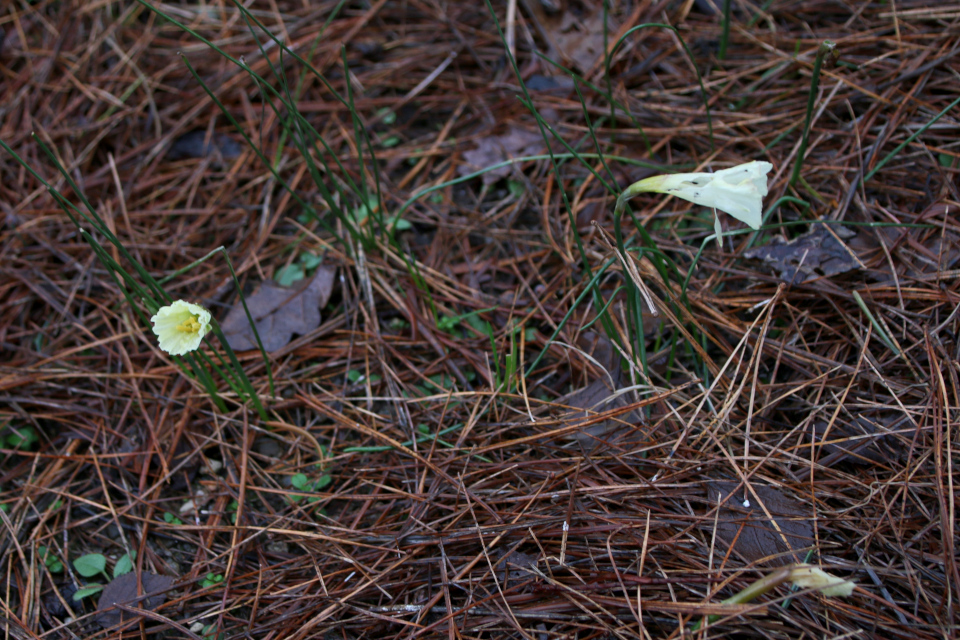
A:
705 481 814 565
550 10 614 73
166 130 243 162
522 1 620 73
813 414 916 467
458 127 545 185
221 268 336 352
495 548 538 584
744 224 860 284
555 332 642 450
95 571 174 629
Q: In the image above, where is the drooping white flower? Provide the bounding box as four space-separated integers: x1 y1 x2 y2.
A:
627 161 773 235
787 565 855 597
150 300 211 356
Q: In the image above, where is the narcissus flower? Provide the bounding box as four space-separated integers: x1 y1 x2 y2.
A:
624 161 773 244
787 564 856 597
150 300 211 356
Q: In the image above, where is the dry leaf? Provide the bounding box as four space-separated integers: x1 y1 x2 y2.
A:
221 268 336 352
95 571 174 629
745 224 860 284
705 481 814 565
813 414 915 467
458 127 545 185
549 11 613 73
555 332 641 449
166 130 243 162
525 1 620 74
495 548 538 584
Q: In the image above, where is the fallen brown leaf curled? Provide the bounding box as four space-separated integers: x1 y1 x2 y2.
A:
548 11 616 73
458 127 545 185
555 332 642 450
745 224 860 284
813 414 915 467
166 130 243 162
95 571 174 629
221 268 336 352
705 481 814 565
523 1 620 73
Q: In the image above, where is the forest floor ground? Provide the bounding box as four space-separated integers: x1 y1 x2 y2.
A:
1 1 959 638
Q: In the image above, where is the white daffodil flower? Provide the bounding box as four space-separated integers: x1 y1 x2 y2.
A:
621 161 773 246
787 565 855 597
150 300 211 356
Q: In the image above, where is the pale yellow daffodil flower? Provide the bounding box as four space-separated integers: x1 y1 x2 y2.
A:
150 300 211 356
616 160 774 247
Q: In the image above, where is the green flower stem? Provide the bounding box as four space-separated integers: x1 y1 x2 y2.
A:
719 0 732 60
790 41 835 187
612 23 715 151
691 567 791 632
722 567 792 606
612 184 658 375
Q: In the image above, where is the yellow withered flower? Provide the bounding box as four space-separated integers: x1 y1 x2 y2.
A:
787 564 856 597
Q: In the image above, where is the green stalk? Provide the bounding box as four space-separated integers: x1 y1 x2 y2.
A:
611 23 715 151
719 0 732 60
483 0 618 344
790 41 835 187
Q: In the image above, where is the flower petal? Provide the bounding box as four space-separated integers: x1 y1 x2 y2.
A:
788 565 855 597
628 161 772 230
150 300 212 356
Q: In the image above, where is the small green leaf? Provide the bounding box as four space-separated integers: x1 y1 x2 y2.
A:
163 512 183 526
74 553 106 578
465 314 491 335
429 192 444 204
390 216 412 232
290 473 309 490
6 426 38 450
313 475 332 491
201 573 224 589
507 179 525 199
436 315 458 332
276 263 306 287
381 135 400 148
299 252 323 271
939 152 955 168
72 585 104 601
347 369 362 383
377 107 397 125
113 551 135 578
40 546 64 574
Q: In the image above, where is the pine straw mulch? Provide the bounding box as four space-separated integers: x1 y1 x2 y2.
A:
1 1 959 638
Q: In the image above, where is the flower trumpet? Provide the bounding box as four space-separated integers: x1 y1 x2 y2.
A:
150 300 211 356
614 161 773 249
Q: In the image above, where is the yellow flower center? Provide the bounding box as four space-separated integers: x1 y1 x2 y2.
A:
175 316 202 334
